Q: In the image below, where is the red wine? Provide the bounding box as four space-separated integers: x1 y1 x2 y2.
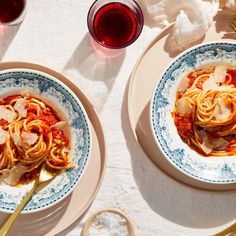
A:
0 0 25 24
93 2 138 48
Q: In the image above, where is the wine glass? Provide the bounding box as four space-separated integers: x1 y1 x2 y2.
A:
0 0 27 26
87 0 144 49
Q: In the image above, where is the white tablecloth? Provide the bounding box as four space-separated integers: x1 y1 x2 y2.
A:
1 1 236 235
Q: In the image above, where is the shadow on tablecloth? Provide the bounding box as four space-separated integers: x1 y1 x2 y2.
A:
63 33 126 112
0 24 21 60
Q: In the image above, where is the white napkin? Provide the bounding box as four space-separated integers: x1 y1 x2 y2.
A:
224 0 236 7
141 0 233 50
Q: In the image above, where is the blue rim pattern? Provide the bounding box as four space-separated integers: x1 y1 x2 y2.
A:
0 70 91 213
151 42 236 184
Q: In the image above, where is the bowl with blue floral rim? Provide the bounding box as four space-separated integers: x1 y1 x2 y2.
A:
150 41 236 185
0 68 92 213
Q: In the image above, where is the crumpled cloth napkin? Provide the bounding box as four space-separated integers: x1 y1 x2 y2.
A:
225 0 236 7
142 0 234 50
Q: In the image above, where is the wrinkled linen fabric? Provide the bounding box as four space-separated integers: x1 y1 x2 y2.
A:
141 0 233 50
225 0 236 7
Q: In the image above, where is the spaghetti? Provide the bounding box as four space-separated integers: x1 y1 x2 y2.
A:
173 64 236 156
0 94 73 185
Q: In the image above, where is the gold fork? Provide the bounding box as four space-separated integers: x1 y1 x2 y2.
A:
213 222 236 236
229 15 236 32
0 164 59 236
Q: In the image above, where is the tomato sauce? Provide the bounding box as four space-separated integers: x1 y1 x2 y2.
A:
187 69 206 87
174 114 194 139
227 69 236 86
0 95 21 105
0 94 71 184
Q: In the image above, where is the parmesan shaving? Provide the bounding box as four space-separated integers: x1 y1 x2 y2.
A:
14 98 27 118
175 97 192 116
0 165 28 186
199 131 213 154
20 90 31 98
199 130 228 154
0 106 15 123
214 64 227 83
212 137 228 150
0 126 9 145
12 132 23 146
21 132 38 146
201 140 213 155
62 147 70 153
202 73 219 90
178 76 190 93
213 97 232 120
51 121 66 130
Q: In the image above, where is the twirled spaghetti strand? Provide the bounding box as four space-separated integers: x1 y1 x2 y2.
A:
173 65 236 156
0 94 72 184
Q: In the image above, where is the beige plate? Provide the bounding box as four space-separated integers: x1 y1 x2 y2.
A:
0 62 106 235
127 9 236 192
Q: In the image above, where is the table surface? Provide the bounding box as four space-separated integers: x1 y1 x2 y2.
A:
1 1 236 236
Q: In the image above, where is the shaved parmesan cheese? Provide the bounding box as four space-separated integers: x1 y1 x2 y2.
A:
0 126 9 145
213 97 232 120
178 76 190 93
62 147 70 153
202 65 227 90
199 131 212 154
0 165 28 186
51 121 66 130
198 130 212 155
12 132 22 146
14 98 27 118
214 64 227 83
175 97 192 116
20 90 31 98
199 130 228 154
21 132 38 146
201 140 213 155
202 73 219 90
212 137 228 150
0 106 15 123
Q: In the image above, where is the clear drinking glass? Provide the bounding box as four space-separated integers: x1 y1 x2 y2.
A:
87 0 144 49
0 0 27 26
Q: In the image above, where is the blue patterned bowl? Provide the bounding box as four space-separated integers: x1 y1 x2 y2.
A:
150 41 236 184
0 69 91 213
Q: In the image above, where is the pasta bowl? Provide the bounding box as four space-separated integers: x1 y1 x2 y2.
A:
0 68 91 213
150 41 236 185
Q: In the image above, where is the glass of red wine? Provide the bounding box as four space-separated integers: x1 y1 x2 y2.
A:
0 0 27 25
87 0 144 49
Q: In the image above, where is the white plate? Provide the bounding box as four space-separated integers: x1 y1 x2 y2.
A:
0 68 91 213
150 41 236 184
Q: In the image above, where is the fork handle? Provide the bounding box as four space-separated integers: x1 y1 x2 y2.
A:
214 222 236 236
0 181 39 236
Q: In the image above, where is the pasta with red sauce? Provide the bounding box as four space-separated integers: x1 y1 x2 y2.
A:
0 94 73 185
173 64 236 156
